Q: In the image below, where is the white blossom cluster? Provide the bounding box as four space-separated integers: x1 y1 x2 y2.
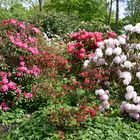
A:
121 102 140 120
83 60 90 68
95 89 110 111
136 72 140 80
124 23 140 34
131 43 140 50
119 71 132 85
83 23 140 120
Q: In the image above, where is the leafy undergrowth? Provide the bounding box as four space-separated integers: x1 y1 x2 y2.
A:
1 108 140 140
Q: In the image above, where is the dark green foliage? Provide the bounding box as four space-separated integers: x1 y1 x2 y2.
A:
42 12 110 37
2 110 140 140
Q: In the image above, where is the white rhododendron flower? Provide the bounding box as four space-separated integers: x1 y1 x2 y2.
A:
114 39 120 46
120 71 132 85
123 61 133 69
104 39 108 44
92 56 98 62
98 42 104 49
100 94 109 101
126 85 134 93
95 48 103 58
133 25 140 34
123 80 130 85
124 24 134 32
136 23 140 27
124 103 131 110
130 113 140 120
95 89 110 111
120 54 127 62
83 60 90 68
130 104 136 111
136 72 140 80
113 47 122 55
137 53 140 59
95 89 105 96
131 43 137 49
135 44 140 50
133 96 140 104
132 91 137 99
105 48 113 56
118 37 126 45
125 93 133 100
113 56 121 64
107 38 115 48
120 71 132 81
135 104 140 112
96 58 106 66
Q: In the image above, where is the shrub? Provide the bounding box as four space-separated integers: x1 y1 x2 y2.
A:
0 18 41 110
62 30 116 108
84 23 140 119
42 12 110 37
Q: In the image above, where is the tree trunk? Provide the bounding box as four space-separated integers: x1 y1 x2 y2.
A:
39 0 42 11
67 3 71 15
115 0 119 33
108 0 113 26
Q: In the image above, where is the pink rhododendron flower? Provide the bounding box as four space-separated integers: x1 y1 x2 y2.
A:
8 81 16 90
8 72 12 77
17 66 28 72
80 48 86 53
9 18 17 24
24 92 33 98
16 88 22 93
28 47 39 54
2 78 9 84
28 37 37 43
16 72 23 77
0 72 7 77
16 41 24 47
1 84 8 92
2 19 8 25
32 27 40 33
79 53 85 59
19 56 24 61
20 61 25 66
9 35 15 43
84 78 90 84
107 31 117 38
88 53 95 59
32 65 40 76
89 109 96 118
0 102 9 111
18 21 25 29
22 43 28 49
93 32 103 42
67 44 75 53
26 70 31 74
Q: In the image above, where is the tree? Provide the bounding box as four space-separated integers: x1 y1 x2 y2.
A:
44 0 108 22
115 0 119 33
38 0 43 11
125 0 140 24
108 0 113 25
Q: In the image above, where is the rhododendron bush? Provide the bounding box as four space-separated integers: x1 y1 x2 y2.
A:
0 18 41 110
65 30 116 108
76 23 140 120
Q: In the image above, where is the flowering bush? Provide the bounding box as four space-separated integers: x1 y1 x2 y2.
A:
64 30 116 108
83 23 140 120
0 18 41 110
